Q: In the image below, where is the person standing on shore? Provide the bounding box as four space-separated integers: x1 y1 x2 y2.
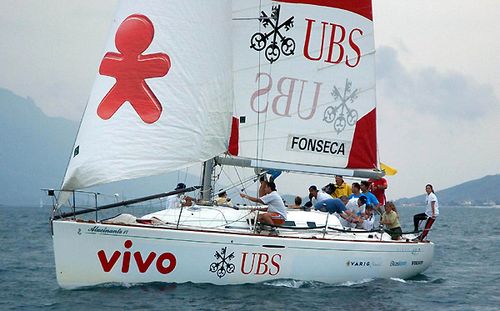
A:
413 184 439 241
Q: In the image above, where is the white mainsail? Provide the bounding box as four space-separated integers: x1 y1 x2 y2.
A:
62 0 233 190
231 0 378 172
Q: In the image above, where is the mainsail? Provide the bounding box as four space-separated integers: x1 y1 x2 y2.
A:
230 0 378 174
62 0 233 190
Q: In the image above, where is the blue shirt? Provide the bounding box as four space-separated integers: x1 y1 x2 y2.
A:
314 198 346 214
362 192 379 206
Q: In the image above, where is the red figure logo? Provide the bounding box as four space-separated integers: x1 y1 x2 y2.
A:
97 14 171 124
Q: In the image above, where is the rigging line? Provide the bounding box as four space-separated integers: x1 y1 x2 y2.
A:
212 163 224 196
182 166 189 184
220 166 237 189
317 50 376 72
255 0 263 178
233 17 272 21
258 1 273 170
219 167 255 197
192 209 255 229
220 168 244 193
216 208 257 228
232 2 269 14
233 165 247 193
260 65 272 164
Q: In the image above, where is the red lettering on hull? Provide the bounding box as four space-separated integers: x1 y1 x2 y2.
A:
240 252 282 275
97 250 120 272
97 240 176 274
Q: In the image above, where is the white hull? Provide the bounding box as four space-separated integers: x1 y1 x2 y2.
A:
52 210 434 289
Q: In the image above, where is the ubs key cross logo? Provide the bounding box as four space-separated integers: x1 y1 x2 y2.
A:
323 79 359 134
209 247 235 278
250 5 295 64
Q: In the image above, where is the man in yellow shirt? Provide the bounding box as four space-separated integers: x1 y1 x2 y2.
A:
332 175 352 198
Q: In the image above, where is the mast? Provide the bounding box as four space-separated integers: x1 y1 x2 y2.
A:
201 159 215 202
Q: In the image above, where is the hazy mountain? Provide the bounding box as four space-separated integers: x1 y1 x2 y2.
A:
0 88 199 206
396 174 500 206
0 89 76 205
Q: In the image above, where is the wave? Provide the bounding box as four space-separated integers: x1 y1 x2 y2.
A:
262 278 375 288
262 279 318 288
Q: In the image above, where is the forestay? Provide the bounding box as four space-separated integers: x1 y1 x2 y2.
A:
62 0 233 190
231 0 378 171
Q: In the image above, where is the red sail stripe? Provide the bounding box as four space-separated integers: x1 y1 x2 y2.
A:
228 116 239 156
346 108 377 169
275 0 373 21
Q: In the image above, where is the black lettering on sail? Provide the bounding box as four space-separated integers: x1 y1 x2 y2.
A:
288 135 349 157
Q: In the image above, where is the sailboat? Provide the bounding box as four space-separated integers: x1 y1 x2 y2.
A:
50 0 434 289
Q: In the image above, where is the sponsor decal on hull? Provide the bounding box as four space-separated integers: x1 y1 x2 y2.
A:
345 258 382 268
411 247 422 255
209 247 236 278
241 252 282 276
390 260 407 267
97 240 176 274
208 247 283 278
346 260 371 267
86 226 129 235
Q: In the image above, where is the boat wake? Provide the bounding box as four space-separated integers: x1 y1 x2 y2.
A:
392 274 445 284
336 278 375 287
263 278 375 288
262 279 317 288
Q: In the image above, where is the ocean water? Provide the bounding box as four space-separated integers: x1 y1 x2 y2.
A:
0 205 498 311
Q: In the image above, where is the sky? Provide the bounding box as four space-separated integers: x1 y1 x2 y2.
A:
1 0 499 199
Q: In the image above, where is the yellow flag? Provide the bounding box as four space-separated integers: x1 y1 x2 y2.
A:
380 162 397 176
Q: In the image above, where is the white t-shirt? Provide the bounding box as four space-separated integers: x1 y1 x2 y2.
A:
346 198 365 216
358 214 375 230
425 192 439 217
166 195 181 209
312 191 332 206
260 191 287 219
